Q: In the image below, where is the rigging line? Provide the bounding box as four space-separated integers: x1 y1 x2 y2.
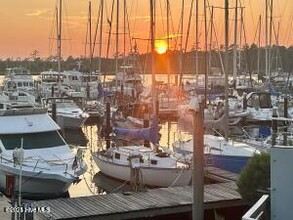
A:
111 180 128 193
272 20 283 71
82 174 96 195
92 1 102 57
184 0 195 52
106 0 115 58
240 4 253 88
253 15 261 44
125 2 133 52
168 1 177 50
49 4 57 57
169 167 184 187
159 0 165 35
84 6 89 60
130 0 138 44
63 0 73 56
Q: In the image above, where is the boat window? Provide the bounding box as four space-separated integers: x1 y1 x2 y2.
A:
115 153 120 159
18 82 22 87
151 159 157 165
139 158 144 163
0 131 66 150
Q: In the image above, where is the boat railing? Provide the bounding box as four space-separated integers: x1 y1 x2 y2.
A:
0 154 51 171
242 195 269 220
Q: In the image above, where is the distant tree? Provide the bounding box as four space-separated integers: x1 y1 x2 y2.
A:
30 50 40 61
237 152 270 203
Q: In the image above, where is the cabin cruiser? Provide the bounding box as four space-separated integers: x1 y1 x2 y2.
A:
42 98 89 129
2 67 35 95
36 70 76 99
62 70 101 99
0 107 87 198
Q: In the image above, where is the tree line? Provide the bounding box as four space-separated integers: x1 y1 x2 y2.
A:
0 44 292 75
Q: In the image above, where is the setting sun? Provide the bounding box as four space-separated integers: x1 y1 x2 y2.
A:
155 40 168 54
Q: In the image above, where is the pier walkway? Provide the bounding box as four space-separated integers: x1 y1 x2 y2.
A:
33 181 245 220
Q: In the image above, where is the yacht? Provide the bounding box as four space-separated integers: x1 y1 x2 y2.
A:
0 107 87 198
2 67 35 95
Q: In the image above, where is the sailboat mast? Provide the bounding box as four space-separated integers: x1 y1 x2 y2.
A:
115 0 119 89
89 1 92 81
265 0 269 80
269 0 273 79
166 0 170 86
195 0 199 86
150 0 156 116
233 0 238 81
57 0 62 94
203 0 208 106
224 0 229 140
99 0 104 73
258 15 262 76
178 0 185 86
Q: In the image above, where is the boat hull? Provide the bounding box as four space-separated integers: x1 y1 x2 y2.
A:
0 165 74 198
206 154 250 174
56 115 87 129
93 153 192 187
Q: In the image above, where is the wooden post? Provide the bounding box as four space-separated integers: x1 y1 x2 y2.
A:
143 105 150 147
105 102 111 149
283 96 288 145
272 107 278 147
51 85 55 97
52 101 57 122
192 100 204 220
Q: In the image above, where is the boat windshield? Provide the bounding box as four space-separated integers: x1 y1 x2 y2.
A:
0 131 66 150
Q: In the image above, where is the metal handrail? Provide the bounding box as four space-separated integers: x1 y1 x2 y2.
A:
242 195 269 220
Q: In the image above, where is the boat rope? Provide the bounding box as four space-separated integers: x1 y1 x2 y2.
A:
169 167 185 187
82 174 96 195
111 180 128 193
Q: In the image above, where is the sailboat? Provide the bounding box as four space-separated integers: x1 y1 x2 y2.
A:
92 1 192 188
92 116 192 187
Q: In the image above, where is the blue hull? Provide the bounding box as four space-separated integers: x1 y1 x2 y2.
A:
206 154 251 174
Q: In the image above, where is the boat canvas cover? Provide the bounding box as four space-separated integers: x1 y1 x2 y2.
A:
114 117 159 144
0 113 60 134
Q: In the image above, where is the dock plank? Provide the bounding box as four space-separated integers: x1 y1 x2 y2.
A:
34 182 245 220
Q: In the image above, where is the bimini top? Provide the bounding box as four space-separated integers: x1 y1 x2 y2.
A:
0 108 60 134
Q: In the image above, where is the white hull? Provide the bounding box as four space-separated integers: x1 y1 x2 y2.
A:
56 115 87 129
92 153 192 187
0 164 74 197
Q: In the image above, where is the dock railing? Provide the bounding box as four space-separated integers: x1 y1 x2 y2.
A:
242 195 269 220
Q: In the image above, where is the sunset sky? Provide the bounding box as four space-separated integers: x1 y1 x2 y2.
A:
0 0 292 59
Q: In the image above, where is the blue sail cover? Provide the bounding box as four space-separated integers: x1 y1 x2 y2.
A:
114 117 159 144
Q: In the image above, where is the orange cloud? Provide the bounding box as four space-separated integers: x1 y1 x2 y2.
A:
25 9 50 17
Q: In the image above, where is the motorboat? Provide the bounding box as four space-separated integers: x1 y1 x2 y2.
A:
42 98 89 129
0 107 87 198
2 67 35 95
173 134 262 173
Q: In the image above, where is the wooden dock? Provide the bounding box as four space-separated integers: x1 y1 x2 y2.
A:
33 181 245 220
205 166 239 182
